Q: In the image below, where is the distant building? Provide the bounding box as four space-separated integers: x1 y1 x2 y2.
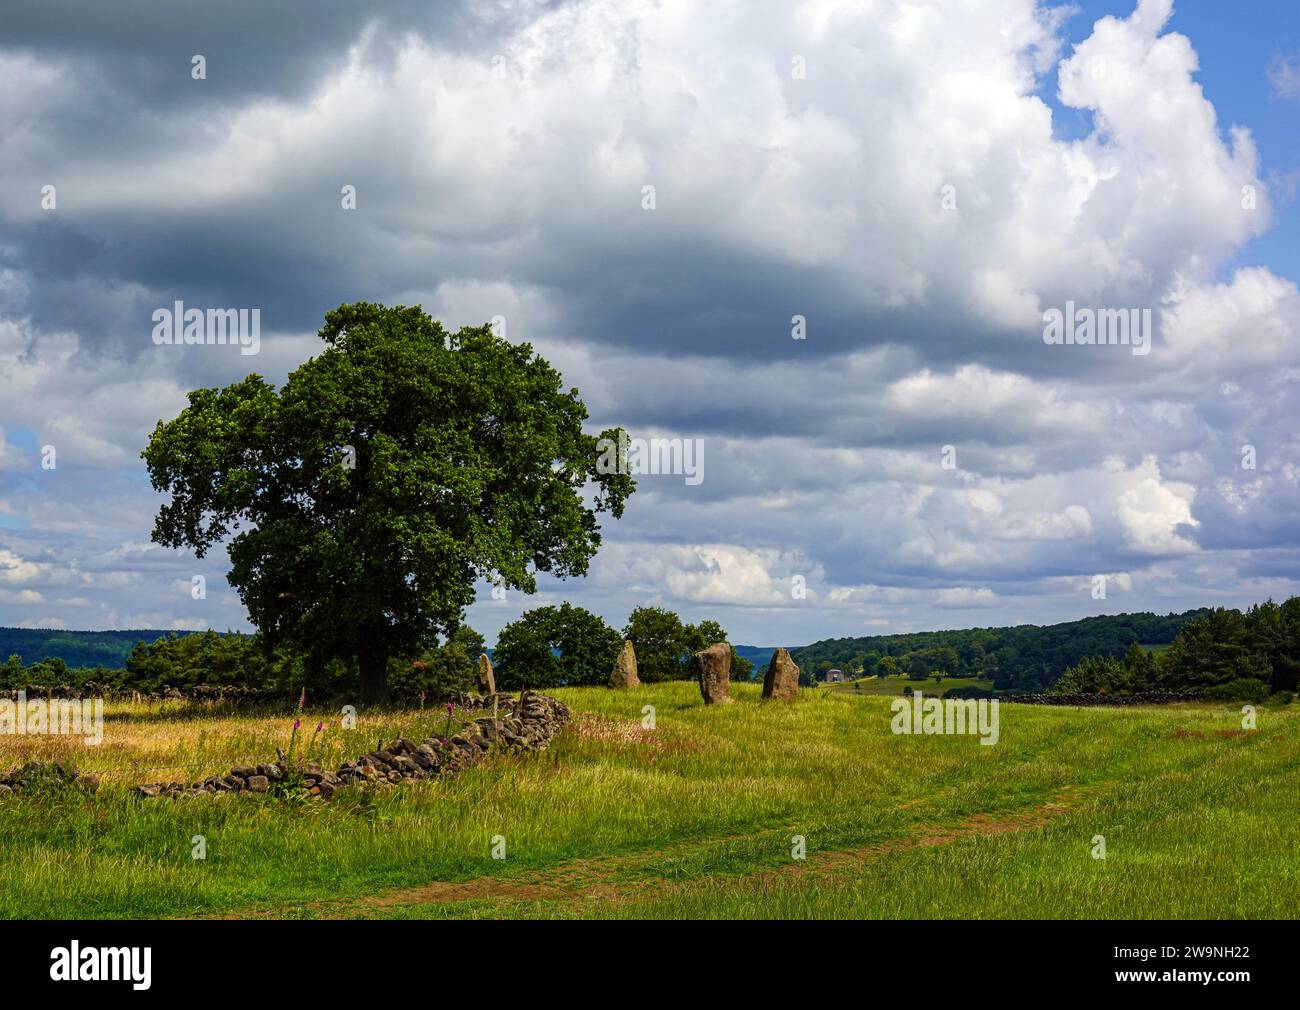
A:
823 669 848 683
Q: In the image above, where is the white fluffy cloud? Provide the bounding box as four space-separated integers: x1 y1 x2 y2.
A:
0 0 1297 644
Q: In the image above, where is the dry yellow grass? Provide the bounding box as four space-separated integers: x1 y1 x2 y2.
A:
0 700 476 786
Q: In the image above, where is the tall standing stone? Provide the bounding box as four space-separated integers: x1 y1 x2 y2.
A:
609 640 640 688
476 653 497 695
762 647 800 700
693 642 732 705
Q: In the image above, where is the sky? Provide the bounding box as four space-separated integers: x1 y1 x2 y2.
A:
1 0 1298 648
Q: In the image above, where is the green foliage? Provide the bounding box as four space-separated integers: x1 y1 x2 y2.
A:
942 684 998 700
684 620 753 681
142 303 634 703
793 609 1206 693
0 624 488 701
389 625 487 700
0 628 183 669
122 630 299 692
622 607 690 683
1165 600 1300 693
621 607 748 682
1051 655 1131 695
493 603 622 689
1202 678 1270 703
1050 597 1300 697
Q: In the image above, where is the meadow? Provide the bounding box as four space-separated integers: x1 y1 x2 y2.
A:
831 674 989 695
0 682 1296 919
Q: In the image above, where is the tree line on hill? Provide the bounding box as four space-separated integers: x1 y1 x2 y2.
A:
791 610 1205 692
0 605 752 699
0 627 189 670
9 598 1294 703
1052 597 1300 701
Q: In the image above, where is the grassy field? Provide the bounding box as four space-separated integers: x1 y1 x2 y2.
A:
1 682 1297 919
829 674 990 695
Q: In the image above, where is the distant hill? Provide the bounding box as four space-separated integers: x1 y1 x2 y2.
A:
0 628 190 669
733 645 801 678
1 611 1207 691
0 632 798 675
791 610 1210 692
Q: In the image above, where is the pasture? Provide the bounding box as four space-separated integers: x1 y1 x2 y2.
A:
0 683 1295 919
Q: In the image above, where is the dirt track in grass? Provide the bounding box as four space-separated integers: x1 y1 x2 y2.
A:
211 786 1083 919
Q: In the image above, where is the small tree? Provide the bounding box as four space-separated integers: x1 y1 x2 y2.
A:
494 603 621 689
622 606 690 682
682 618 752 681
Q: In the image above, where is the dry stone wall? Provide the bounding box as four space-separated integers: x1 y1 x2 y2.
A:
1002 692 1202 706
0 760 99 796
132 692 569 799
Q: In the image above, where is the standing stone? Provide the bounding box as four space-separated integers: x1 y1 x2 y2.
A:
609 640 640 688
762 647 800 700
476 653 497 695
693 642 732 705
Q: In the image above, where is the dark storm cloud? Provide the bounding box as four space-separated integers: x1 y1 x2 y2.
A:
0 0 542 104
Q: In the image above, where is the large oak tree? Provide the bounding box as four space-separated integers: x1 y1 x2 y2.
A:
143 303 634 704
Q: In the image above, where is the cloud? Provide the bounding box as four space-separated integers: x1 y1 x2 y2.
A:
0 0 1296 645
1115 455 1199 554
934 587 999 609
0 547 48 586
17 616 64 630
0 588 44 604
1268 53 1300 102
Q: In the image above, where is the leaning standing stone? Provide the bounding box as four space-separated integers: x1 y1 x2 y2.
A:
762 647 800 700
693 642 732 705
609 640 640 688
476 653 497 695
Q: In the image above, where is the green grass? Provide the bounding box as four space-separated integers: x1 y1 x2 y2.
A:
0 683 1296 919
832 674 989 695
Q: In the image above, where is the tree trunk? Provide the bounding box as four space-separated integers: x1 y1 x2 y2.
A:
359 648 390 706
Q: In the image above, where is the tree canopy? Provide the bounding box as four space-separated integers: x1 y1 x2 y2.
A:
493 603 622 689
1050 598 1300 697
792 609 1205 692
621 607 751 683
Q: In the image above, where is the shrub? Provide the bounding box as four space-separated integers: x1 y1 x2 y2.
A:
389 625 485 700
943 685 997 700
1051 655 1130 695
1202 678 1270 703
